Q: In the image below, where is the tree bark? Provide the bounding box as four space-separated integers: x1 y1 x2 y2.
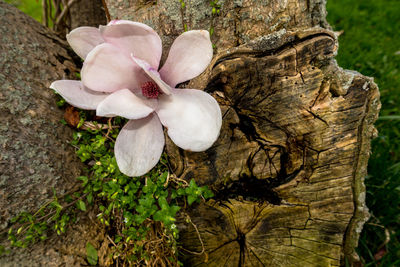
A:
0 2 105 265
105 0 380 266
69 0 107 29
0 0 78 233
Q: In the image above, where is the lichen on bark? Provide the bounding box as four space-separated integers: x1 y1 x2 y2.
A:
0 2 104 265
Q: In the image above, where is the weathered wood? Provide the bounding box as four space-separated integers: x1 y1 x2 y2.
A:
105 1 379 266
173 30 378 266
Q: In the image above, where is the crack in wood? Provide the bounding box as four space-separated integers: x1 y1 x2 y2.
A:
211 31 335 70
237 231 246 266
168 27 377 266
305 109 329 126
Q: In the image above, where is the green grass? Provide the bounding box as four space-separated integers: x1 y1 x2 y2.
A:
327 0 400 265
5 0 42 22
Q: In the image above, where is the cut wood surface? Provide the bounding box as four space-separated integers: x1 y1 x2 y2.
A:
106 0 380 266
174 30 379 266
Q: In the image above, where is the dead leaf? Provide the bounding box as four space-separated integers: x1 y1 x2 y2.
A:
374 247 387 261
64 106 80 127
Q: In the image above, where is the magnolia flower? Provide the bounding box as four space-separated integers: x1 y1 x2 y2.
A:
50 20 222 177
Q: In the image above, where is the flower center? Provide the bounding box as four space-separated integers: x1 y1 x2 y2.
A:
141 81 160 99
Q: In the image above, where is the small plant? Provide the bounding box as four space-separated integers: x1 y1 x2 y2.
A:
209 0 221 16
6 110 213 265
6 188 83 248
209 0 221 47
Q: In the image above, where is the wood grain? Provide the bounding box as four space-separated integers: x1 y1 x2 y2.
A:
94 1 381 265
168 29 379 266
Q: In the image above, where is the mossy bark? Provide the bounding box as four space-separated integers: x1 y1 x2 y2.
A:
105 1 380 266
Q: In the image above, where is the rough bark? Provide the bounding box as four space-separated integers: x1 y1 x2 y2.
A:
70 0 107 29
105 0 379 266
0 0 77 233
0 2 105 265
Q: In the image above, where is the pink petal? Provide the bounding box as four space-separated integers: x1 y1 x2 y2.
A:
115 115 165 177
159 30 213 87
50 80 109 110
156 88 221 152
96 89 155 119
81 43 147 93
66 26 104 60
100 20 162 69
131 56 171 95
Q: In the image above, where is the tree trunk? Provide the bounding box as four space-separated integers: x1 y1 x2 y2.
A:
0 0 78 233
105 1 380 266
0 2 105 265
69 0 107 29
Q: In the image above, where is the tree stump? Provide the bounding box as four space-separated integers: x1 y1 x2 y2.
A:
105 0 380 266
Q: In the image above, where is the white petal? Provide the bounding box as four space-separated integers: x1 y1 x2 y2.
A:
96 89 155 119
131 55 171 95
66 27 104 60
100 20 162 69
159 30 213 87
81 43 147 93
156 88 221 151
115 115 165 177
50 80 109 110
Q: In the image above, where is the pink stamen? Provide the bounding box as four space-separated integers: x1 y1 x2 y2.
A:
141 81 160 99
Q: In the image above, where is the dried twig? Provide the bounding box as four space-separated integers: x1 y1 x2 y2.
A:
179 213 206 256
101 0 111 22
80 121 119 131
42 0 48 27
55 0 77 26
169 173 189 186
107 234 118 247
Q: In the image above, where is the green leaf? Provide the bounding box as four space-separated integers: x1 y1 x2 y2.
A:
201 186 214 199
17 227 23 235
86 242 98 265
76 200 86 211
158 196 168 210
77 176 88 185
86 193 93 204
56 98 66 107
153 210 163 222
159 171 168 184
169 205 180 215
379 115 400 120
187 195 197 205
